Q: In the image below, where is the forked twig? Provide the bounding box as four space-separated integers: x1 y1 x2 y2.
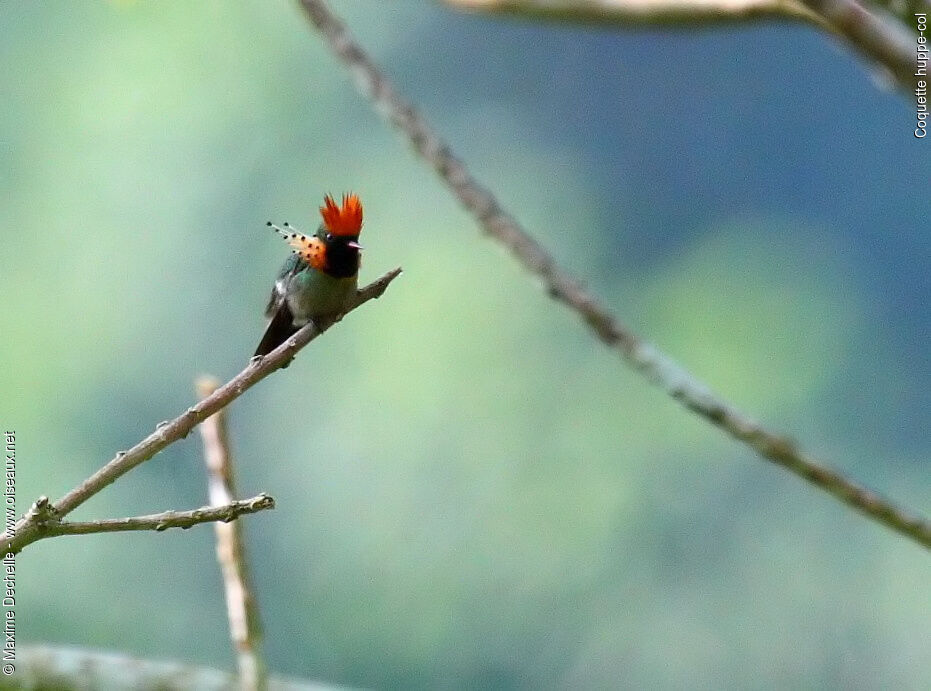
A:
16 495 274 538
0 268 401 557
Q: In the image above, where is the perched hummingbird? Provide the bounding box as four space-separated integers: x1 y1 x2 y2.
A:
254 193 364 357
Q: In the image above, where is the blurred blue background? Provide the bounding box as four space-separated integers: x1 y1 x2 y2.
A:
1 0 928 688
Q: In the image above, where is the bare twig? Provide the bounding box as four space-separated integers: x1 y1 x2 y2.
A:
798 0 918 87
443 0 821 25
25 494 274 538
197 376 267 691
16 644 344 691
0 268 402 557
297 0 931 549
444 0 917 91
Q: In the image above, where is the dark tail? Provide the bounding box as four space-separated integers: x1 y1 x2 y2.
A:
254 303 299 358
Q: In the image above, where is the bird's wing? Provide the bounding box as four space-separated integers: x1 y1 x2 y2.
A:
254 300 300 358
255 255 311 357
263 254 308 318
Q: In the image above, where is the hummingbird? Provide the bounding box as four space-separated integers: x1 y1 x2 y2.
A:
254 193 364 357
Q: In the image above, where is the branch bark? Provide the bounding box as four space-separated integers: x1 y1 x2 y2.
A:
0 268 401 557
17 494 274 538
197 376 267 691
297 0 931 549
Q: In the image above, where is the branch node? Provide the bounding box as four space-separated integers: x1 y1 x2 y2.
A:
26 496 59 525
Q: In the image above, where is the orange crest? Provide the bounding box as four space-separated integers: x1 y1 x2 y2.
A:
267 222 327 270
287 233 326 270
319 193 363 237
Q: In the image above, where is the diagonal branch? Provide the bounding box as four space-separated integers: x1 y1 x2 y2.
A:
297 0 930 549
24 494 274 538
197 376 267 691
0 268 402 557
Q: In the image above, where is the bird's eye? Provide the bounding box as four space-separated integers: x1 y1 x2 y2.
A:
326 233 334 242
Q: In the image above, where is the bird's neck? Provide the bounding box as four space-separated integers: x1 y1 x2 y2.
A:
323 239 360 278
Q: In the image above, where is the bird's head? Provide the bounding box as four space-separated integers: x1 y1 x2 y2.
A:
318 193 363 250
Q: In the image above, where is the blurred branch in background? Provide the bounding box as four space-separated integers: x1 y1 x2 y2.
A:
197 376 267 691
12 645 341 691
0 268 401 557
795 0 919 87
442 0 921 91
443 0 821 24
298 0 931 549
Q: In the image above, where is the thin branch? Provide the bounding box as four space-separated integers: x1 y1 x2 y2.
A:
798 0 918 88
443 0 918 91
29 494 274 538
297 0 931 549
442 0 822 25
197 376 267 691
0 268 402 557
16 644 344 691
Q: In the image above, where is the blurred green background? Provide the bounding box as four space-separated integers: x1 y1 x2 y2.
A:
1 0 928 688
